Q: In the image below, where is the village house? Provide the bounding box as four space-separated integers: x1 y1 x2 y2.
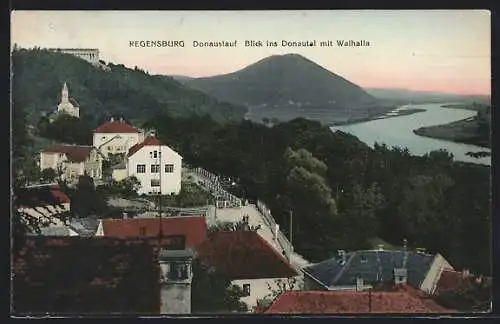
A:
125 136 182 195
301 245 454 295
195 230 298 312
93 117 144 158
40 145 103 183
95 216 208 250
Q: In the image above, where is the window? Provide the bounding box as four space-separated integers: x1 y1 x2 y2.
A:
139 226 146 236
242 284 251 297
101 136 106 140
108 146 112 151
151 164 160 173
137 164 146 173
151 179 160 187
170 262 188 280
153 150 158 158
165 164 174 173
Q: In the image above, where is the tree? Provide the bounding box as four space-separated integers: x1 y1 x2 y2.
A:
191 259 248 313
40 168 57 182
265 277 303 301
70 175 107 218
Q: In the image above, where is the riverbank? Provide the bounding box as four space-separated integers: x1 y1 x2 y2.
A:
413 117 490 149
331 108 426 126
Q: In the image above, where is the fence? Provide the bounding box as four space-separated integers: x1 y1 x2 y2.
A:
256 200 294 259
188 167 242 209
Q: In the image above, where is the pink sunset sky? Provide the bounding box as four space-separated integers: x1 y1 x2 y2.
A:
11 10 491 95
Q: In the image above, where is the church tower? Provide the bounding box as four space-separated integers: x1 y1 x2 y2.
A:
56 82 80 119
61 82 69 103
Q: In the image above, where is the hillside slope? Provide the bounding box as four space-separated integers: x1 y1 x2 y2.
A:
12 48 247 124
185 53 376 108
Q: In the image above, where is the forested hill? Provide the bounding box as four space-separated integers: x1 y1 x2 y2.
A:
184 53 376 107
11 48 248 124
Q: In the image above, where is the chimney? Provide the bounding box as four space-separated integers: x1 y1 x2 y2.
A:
159 248 194 314
338 250 346 265
274 224 279 241
377 244 384 251
110 116 114 122
356 276 364 291
394 267 408 285
120 117 124 123
462 269 470 278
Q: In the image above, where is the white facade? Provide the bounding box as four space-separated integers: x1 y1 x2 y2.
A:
50 48 100 64
93 132 140 156
420 253 454 294
56 82 80 118
127 141 182 195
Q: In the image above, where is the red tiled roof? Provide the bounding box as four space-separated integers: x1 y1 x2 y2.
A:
41 145 94 163
94 121 138 133
12 236 160 315
264 288 451 314
100 217 208 249
195 231 298 280
127 136 162 157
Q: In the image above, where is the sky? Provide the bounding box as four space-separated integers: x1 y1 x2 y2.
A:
11 10 491 95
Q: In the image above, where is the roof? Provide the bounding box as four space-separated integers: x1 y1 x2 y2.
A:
16 185 70 209
94 121 138 134
264 287 451 314
303 250 435 289
434 269 481 295
12 236 160 315
195 231 298 280
127 136 163 157
41 145 95 163
69 217 100 237
27 227 74 236
100 216 208 249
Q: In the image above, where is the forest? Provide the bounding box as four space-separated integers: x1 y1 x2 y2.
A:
143 113 491 277
11 47 247 125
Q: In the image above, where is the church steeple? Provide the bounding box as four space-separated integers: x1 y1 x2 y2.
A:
61 82 69 103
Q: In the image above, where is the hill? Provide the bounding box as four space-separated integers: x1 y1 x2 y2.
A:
11 48 247 125
183 54 395 125
185 53 376 107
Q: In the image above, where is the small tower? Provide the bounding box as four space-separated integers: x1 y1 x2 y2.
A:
61 82 69 103
158 248 194 314
394 238 408 285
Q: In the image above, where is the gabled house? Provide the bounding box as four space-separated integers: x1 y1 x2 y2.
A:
302 247 453 295
93 117 142 157
40 145 103 182
195 230 298 311
262 285 452 314
126 136 182 195
95 216 208 249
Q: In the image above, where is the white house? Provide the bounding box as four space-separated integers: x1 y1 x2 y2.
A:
56 82 80 118
93 117 143 157
195 230 299 312
40 144 103 183
126 136 182 195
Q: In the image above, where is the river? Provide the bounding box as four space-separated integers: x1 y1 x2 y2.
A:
330 103 491 166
